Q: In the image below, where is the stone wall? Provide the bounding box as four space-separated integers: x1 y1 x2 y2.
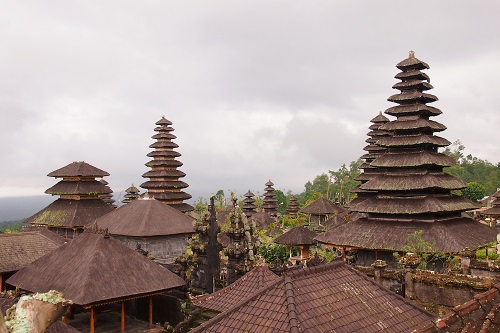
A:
114 234 190 264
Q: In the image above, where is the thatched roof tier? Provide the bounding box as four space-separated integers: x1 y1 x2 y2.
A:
300 197 346 215
7 232 185 306
149 141 179 149
376 134 450 147
151 132 176 140
45 180 112 196
392 80 433 91
360 174 467 191
26 199 115 228
92 199 195 237
47 161 109 178
371 152 455 168
394 69 430 81
359 162 375 170
141 169 186 178
193 265 279 313
138 180 189 189
274 226 318 246
380 118 446 132
143 191 192 201
352 195 477 215
366 129 390 137
315 217 497 253
190 261 435 333
145 159 183 167
483 207 500 216
363 144 386 152
387 91 438 104
396 54 430 70
385 104 442 117
147 150 181 158
370 112 390 123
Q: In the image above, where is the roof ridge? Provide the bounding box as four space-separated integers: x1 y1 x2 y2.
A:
284 275 300 333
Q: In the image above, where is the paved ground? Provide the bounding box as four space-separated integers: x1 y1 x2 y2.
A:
68 311 161 333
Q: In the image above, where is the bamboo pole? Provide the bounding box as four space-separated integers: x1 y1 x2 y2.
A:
121 302 125 332
90 306 95 333
149 296 153 325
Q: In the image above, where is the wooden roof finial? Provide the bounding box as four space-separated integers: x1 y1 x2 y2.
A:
409 50 415 58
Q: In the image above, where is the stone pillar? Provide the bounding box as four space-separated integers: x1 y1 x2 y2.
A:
400 253 421 300
371 260 387 285
459 248 475 276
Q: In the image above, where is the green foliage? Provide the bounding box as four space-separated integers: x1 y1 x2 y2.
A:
274 189 288 215
394 230 458 272
300 174 330 206
462 182 486 202
0 220 23 232
257 242 288 264
476 247 498 260
328 159 362 204
443 141 500 196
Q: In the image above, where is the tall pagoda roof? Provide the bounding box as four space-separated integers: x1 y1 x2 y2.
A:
7 231 185 307
141 117 193 212
47 161 109 178
189 261 435 333
92 198 195 237
321 52 498 252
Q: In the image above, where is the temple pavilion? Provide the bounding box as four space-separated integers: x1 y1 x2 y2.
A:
7 228 185 333
316 52 497 266
25 161 115 238
122 183 141 204
484 189 500 223
300 197 347 231
141 117 193 212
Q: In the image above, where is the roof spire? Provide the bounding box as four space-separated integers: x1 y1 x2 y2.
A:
409 50 415 58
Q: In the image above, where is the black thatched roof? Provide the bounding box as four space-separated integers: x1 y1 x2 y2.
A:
26 198 115 228
92 198 195 237
45 180 112 196
300 197 346 215
315 217 497 253
274 226 318 245
47 161 109 178
7 231 185 307
0 228 65 273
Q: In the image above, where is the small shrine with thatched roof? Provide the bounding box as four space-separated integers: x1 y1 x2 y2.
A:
300 197 347 231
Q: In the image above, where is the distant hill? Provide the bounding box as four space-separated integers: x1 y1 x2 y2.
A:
0 220 24 232
0 195 54 222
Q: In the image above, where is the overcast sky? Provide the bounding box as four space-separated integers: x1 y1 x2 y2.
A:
1 1 499 203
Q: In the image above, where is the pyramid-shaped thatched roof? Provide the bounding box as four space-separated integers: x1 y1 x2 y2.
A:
274 226 318 246
300 197 346 215
7 231 185 306
47 161 109 178
92 198 195 237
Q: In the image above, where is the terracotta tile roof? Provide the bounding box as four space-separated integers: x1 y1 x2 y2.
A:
190 261 435 332
25 198 115 228
6 231 185 306
300 197 346 215
315 217 498 253
47 161 109 178
91 198 195 237
0 229 65 273
193 265 279 312
274 226 318 246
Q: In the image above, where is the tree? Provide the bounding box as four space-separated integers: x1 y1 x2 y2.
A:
274 189 288 215
328 159 362 204
462 182 486 202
